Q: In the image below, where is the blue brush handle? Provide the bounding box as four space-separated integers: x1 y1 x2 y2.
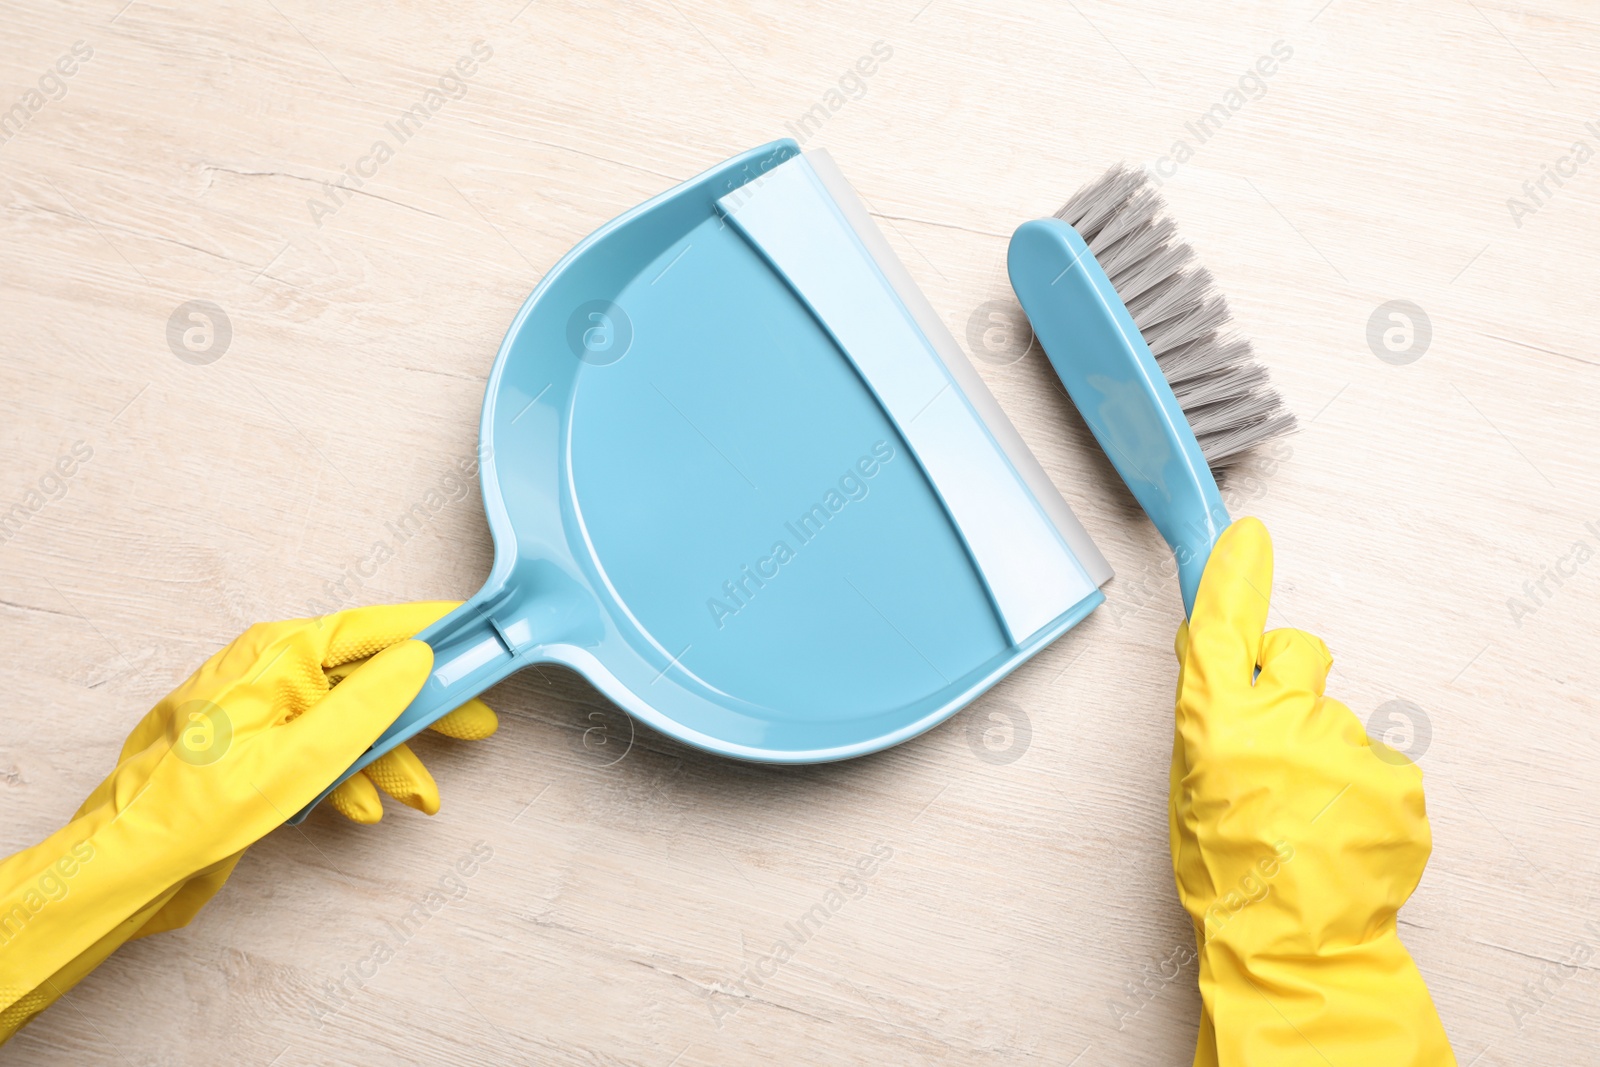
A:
1008 218 1229 617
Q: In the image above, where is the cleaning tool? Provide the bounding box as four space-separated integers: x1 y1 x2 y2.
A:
295 141 1114 820
1169 519 1455 1066
1007 164 1295 615
0 602 488 1043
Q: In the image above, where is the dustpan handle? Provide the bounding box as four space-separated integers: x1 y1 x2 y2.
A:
288 600 523 823
1009 218 1230 617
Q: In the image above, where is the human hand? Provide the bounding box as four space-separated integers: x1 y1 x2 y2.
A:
1168 518 1454 1066
323 642 497 824
0 601 495 1042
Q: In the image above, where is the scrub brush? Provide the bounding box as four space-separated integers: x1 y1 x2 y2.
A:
1007 164 1296 614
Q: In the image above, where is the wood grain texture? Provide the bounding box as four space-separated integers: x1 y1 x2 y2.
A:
1 1 1597 1063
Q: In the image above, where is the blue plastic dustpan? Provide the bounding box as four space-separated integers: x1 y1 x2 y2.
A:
293 141 1112 822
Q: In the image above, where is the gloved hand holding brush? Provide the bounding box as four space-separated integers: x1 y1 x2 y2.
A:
1169 518 1455 1066
0 602 496 1043
1009 161 1453 1060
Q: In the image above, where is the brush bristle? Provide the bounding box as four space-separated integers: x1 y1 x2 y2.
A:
1054 164 1296 469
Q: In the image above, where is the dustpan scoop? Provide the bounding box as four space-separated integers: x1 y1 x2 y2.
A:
293 141 1110 822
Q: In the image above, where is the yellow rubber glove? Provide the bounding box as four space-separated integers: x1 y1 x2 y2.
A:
324 653 498 824
1169 518 1455 1066
0 602 496 1043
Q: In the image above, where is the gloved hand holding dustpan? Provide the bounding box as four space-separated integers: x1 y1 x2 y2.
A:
0 141 1117 1043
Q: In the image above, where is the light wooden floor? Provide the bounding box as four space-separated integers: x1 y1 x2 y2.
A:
2 1 1597 1063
